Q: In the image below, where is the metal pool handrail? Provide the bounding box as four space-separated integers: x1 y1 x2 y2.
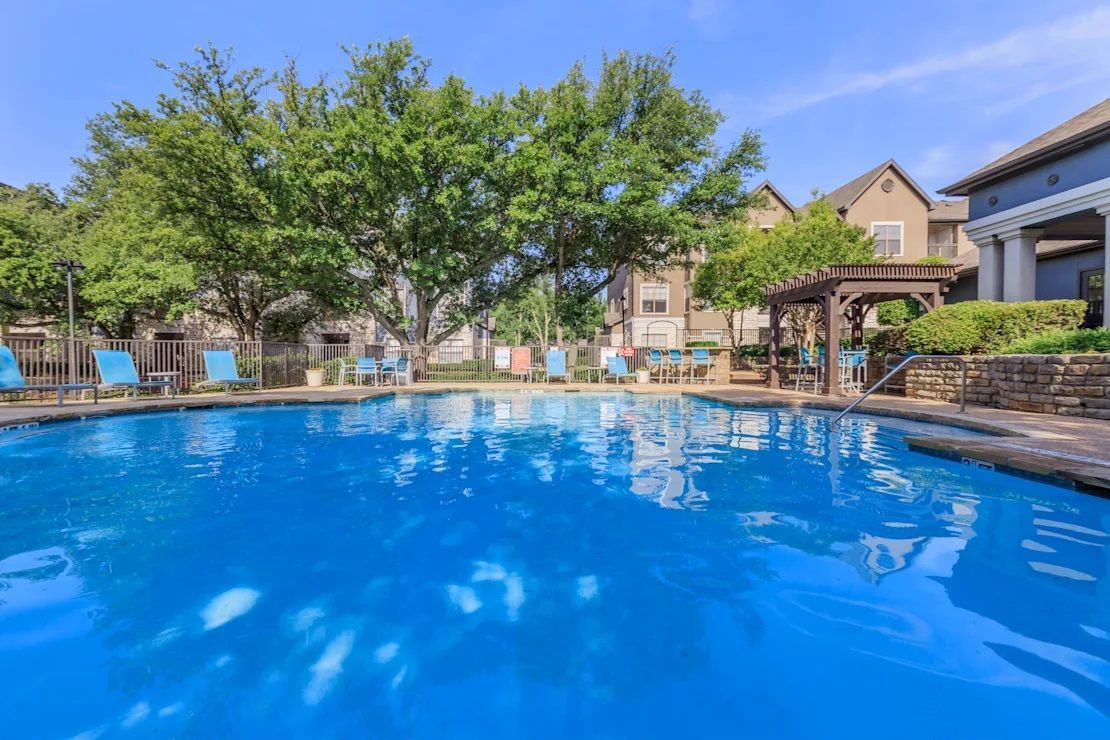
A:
830 354 966 428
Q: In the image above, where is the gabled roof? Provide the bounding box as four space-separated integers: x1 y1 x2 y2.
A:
928 198 968 222
940 97 1110 195
751 179 796 213
817 159 934 214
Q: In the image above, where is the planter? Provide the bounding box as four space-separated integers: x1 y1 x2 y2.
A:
636 369 651 384
305 368 326 387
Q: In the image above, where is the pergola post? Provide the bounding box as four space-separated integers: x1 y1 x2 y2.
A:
767 301 781 388
824 291 840 396
850 304 865 349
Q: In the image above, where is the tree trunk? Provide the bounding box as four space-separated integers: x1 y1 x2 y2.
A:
554 221 566 345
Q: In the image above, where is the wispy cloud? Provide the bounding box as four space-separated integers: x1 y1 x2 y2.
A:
757 7 1110 117
688 0 730 36
912 140 1015 185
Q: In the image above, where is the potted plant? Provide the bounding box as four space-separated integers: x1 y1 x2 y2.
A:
635 366 651 384
305 367 326 387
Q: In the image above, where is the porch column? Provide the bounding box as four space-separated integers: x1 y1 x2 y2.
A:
1000 228 1043 302
1099 206 1110 328
767 302 781 388
976 238 1004 301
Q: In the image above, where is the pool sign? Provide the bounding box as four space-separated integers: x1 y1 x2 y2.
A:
494 347 511 369
619 346 635 358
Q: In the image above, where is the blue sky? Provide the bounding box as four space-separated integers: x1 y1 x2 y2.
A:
3 0 1109 205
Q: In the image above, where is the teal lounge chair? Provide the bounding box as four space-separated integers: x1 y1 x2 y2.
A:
0 345 97 406
92 349 176 399
604 356 637 384
202 350 261 393
544 350 572 384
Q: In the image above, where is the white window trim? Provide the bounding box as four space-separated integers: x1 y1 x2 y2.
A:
871 221 904 257
640 283 669 314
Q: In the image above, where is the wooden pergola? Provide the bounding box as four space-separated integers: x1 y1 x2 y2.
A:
765 263 958 396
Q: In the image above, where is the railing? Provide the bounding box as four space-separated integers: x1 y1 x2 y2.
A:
830 355 966 428
1 336 314 396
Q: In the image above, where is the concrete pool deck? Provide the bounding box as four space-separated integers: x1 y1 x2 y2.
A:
2 381 1108 493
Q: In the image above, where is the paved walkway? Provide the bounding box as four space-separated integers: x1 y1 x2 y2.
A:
2 381 1108 493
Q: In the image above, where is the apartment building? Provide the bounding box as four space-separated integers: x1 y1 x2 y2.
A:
605 163 972 346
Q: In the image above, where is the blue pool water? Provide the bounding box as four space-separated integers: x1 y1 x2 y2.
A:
1 392 1108 737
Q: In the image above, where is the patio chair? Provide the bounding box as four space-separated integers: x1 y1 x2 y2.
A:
510 347 537 382
544 350 573 384
0 345 98 406
666 348 690 384
201 350 261 393
648 348 666 383
339 357 380 387
795 347 823 393
839 350 868 393
689 348 713 384
380 356 410 386
604 356 637 384
91 349 176 399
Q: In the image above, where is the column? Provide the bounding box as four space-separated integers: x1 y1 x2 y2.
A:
976 238 1004 301
1001 228 1043 302
824 292 840 397
767 302 781 388
1099 207 1110 329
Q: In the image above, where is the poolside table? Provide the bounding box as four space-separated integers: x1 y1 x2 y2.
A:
148 371 181 397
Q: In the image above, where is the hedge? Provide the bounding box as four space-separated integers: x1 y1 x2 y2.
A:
1003 327 1110 354
903 299 1086 355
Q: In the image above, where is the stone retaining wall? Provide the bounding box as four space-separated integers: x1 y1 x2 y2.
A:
901 354 1110 419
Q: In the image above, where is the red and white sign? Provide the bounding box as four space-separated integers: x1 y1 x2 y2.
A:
619 346 635 358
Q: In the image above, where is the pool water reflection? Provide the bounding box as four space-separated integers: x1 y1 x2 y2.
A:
0 392 1107 737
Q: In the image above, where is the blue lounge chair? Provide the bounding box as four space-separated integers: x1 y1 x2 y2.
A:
202 350 261 393
380 356 409 385
0 345 97 406
92 349 176 399
544 350 572 384
604 356 637 384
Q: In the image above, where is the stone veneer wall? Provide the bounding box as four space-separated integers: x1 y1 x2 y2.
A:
901 354 1110 419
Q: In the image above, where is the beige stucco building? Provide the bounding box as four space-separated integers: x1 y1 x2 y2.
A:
605 163 973 347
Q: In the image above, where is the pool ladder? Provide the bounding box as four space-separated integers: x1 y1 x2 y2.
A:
830 355 967 429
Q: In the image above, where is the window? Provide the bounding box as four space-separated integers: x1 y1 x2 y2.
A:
872 222 903 257
928 224 959 258
643 333 668 347
1081 269 1105 327
640 283 668 314
321 332 350 345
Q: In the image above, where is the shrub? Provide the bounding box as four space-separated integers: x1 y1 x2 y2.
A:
865 326 910 356
876 299 921 327
1003 328 1110 355
686 340 720 347
904 300 1086 355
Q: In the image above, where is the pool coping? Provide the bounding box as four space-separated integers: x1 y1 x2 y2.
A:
2 383 1108 494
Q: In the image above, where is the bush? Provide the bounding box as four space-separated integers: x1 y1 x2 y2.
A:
686 340 720 347
1003 328 1110 354
904 300 1086 355
866 326 910 356
876 299 921 327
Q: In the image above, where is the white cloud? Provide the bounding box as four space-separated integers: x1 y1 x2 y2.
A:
757 8 1110 117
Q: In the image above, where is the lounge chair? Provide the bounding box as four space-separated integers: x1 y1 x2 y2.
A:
544 350 573 383
0 345 97 406
92 349 176 399
604 356 637 384
202 350 261 393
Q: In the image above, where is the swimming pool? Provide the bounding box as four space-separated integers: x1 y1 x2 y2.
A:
1 392 1107 737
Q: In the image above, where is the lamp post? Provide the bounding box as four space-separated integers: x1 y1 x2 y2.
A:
52 258 84 386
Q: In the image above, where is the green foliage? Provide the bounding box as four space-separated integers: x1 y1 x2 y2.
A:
865 326 910 356
1003 328 1110 354
904 300 1087 355
685 340 719 347
0 184 69 329
876 299 921 327
491 280 603 345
